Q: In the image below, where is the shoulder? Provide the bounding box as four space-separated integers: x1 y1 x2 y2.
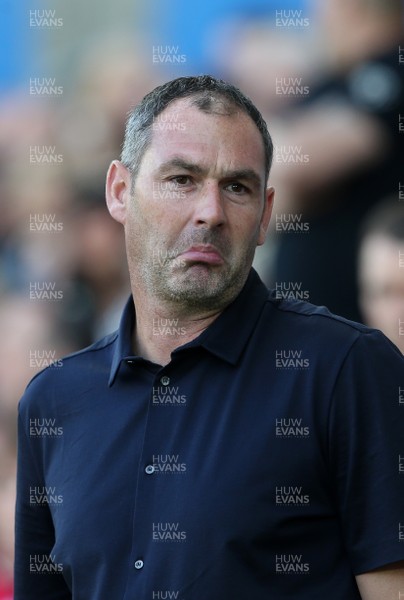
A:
266 291 371 335
263 291 402 360
19 330 118 415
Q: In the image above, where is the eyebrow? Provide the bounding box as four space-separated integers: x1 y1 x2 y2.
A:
155 157 263 190
156 158 205 177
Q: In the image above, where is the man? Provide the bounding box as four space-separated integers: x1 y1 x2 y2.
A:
15 75 404 599
358 199 404 354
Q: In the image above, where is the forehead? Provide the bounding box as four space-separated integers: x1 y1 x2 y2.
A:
145 98 266 173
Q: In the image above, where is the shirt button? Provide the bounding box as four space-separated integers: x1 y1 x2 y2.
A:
160 376 170 386
145 464 155 475
134 559 144 569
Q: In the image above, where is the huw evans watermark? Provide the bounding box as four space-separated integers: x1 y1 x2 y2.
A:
29 214 63 232
29 78 63 95
275 554 310 574
152 249 186 268
152 385 187 406
29 9 63 28
29 418 63 437
153 318 186 336
275 145 309 164
152 522 186 542
275 350 309 369
275 214 309 233
275 418 310 438
152 113 186 132
275 486 310 505
30 146 63 165
152 454 187 474
29 282 63 300
275 282 309 300
275 77 309 97
29 554 63 574
275 10 310 28
29 486 63 506
30 350 63 369
152 46 186 64
152 182 186 200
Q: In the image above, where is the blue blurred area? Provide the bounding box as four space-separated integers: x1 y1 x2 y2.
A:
0 0 36 91
0 0 311 90
146 0 310 72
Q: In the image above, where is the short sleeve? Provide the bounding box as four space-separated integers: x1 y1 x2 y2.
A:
328 329 404 574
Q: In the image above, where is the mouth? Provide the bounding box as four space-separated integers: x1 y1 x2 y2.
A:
178 244 224 265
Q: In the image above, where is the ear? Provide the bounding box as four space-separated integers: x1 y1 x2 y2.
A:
105 160 132 225
257 187 275 246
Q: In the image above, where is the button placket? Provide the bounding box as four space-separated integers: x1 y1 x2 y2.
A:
129 371 185 592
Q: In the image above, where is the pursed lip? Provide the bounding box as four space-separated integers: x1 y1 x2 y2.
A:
178 244 224 265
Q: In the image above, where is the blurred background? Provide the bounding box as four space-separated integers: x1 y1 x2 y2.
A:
0 0 403 595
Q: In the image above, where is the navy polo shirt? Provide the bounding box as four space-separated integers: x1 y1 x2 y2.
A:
15 269 404 599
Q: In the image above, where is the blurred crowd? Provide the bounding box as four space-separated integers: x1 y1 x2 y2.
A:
0 0 403 595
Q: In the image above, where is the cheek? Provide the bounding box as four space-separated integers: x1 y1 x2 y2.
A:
231 210 262 245
125 198 158 239
128 207 181 254
124 206 150 257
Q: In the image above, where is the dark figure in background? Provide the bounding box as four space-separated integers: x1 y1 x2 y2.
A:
270 0 404 322
358 198 404 353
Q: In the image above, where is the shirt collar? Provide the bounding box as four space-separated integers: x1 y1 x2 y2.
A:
108 268 269 386
108 296 136 386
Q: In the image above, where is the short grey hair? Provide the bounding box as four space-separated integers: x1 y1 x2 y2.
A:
121 75 273 186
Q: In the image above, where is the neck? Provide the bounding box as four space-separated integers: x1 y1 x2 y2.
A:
131 289 225 366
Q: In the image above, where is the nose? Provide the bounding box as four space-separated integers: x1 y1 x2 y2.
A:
192 181 226 228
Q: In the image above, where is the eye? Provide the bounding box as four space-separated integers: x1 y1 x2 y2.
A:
170 175 192 186
225 182 249 194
